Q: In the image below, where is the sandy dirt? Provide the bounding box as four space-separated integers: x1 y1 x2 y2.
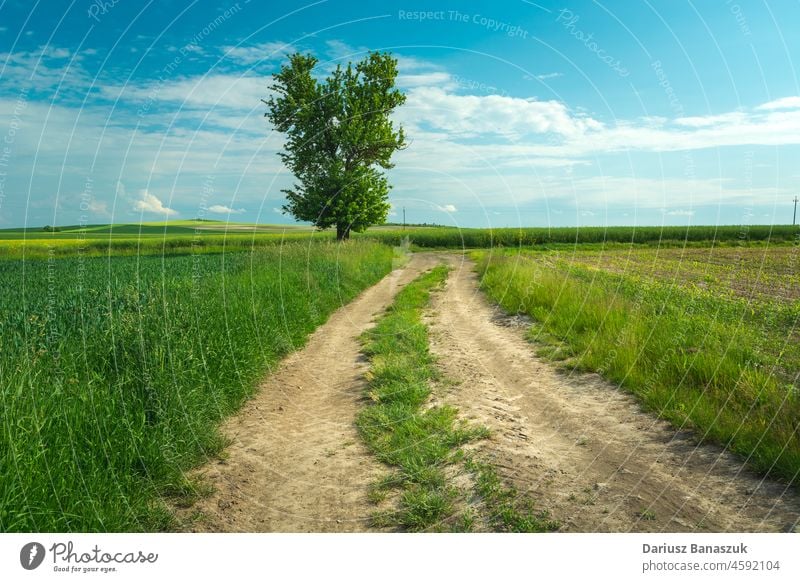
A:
425 253 800 533
180 253 440 532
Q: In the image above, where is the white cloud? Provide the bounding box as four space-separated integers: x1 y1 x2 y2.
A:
397 72 456 90
88 199 110 216
222 41 294 65
208 204 244 214
395 55 439 72
30 46 71 59
325 39 364 61
0 45 90 93
674 112 747 127
664 209 695 216
401 87 603 140
756 96 800 111
399 83 800 155
134 191 177 216
102 74 268 111
437 204 457 212
535 72 563 80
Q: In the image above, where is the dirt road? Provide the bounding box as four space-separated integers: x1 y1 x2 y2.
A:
426 253 800 532
181 253 441 532
182 251 800 532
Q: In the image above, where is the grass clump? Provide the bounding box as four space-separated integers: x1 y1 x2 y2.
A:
465 457 558 532
357 265 556 532
356 266 476 530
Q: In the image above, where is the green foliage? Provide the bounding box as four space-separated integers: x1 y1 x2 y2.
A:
476 249 800 483
266 52 407 239
0 241 393 531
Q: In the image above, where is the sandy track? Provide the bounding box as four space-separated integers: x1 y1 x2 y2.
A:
426 253 800 533
180 253 440 532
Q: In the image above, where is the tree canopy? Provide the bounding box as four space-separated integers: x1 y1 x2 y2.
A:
265 51 407 239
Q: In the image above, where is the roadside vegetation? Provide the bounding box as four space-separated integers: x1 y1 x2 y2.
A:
476 246 800 483
0 241 393 531
357 266 557 531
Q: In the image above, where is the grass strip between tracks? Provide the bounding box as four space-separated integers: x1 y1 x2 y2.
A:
357 264 558 532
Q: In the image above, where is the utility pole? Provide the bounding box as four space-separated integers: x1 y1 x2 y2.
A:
403 207 406 230
794 196 798 226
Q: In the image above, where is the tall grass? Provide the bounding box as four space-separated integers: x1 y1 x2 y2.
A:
476 251 800 483
0 241 393 531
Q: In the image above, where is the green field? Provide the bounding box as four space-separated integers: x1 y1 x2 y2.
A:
3 220 798 260
1 221 798 532
0 240 393 531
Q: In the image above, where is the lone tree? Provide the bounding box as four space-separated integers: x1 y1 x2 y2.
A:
265 51 406 240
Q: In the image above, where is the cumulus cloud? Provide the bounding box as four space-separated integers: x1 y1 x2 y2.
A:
756 96 800 111
400 82 800 155
437 204 457 212
88 200 109 216
208 204 244 214
134 191 177 216
402 87 603 140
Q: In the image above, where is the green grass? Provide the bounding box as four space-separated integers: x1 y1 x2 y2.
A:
4 222 797 260
357 265 556 532
0 240 393 532
366 224 800 249
476 249 800 484
0 232 330 259
465 457 558 532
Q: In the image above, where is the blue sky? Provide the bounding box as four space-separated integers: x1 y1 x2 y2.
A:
1 0 800 229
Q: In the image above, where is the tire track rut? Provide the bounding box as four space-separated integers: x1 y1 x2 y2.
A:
426 253 800 533
180 253 440 532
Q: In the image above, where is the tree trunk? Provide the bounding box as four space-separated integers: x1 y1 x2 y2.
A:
336 223 351 241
